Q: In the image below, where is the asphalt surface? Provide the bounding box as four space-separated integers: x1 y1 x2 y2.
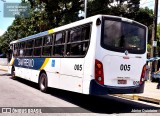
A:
0 70 160 115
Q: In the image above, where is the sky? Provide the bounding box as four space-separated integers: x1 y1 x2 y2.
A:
0 0 21 36
0 0 160 36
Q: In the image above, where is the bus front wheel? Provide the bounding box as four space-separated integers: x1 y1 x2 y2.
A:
39 72 48 92
11 67 16 79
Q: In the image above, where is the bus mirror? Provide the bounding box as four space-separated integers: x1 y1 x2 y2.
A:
96 18 101 26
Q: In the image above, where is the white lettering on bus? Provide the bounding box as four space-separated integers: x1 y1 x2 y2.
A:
17 58 34 67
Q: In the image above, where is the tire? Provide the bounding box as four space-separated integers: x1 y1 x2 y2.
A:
39 72 48 92
151 77 157 82
11 67 16 79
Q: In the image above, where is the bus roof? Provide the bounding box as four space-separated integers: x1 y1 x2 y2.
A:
10 14 147 44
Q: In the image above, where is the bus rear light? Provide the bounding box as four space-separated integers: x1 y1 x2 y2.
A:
140 64 146 85
95 59 104 85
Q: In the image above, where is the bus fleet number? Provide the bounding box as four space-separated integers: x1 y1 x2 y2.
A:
120 64 131 71
74 64 82 71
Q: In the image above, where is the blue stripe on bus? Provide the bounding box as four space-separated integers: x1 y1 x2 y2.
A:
14 58 46 70
15 31 49 43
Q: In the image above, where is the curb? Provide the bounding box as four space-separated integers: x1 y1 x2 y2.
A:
112 94 160 105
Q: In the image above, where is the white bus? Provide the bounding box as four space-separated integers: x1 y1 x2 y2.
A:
8 15 147 95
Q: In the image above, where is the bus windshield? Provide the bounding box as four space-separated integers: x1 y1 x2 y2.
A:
101 19 146 54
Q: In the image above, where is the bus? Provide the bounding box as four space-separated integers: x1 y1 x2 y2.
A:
8 15 147 95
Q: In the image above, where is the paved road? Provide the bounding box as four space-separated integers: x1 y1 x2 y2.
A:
0 70 160 115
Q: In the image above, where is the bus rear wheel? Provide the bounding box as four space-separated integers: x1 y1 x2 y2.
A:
39 72 48 92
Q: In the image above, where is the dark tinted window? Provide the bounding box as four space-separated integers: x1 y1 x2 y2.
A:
43 35 53 46
66 24 91 56
66 43 88 56
53 45 64 56
26 40 34 48
55 32 65 44
102 19 146 54
25 49 33 56
42 46 52 56
34 48 41 56
20 42 25 49
69 29 81 42
35 38 42 47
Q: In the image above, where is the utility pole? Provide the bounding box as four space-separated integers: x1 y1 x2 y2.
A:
151 0 159 72
84 0 87 18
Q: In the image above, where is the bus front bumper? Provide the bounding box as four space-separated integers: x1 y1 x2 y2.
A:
89 80 145 95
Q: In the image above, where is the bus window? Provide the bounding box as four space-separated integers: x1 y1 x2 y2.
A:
13 44 18 57
26 40 34 56
70 29 81 42
20 42 25 49
25 49 33 56
55 32 65 44
68 43 83 55
102 20 146 54
53 45 64 56
16 43 20 57
26 40 33 48
66 24 91 57
43 35 53 45
82 25 91 40
35 38 42 47
19 42 25 57
34 48 41 56
42 46 52 56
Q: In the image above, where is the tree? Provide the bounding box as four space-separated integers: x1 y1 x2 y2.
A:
157 23 160 53
87 0 153 47
157 23 160 41
0 0 154 53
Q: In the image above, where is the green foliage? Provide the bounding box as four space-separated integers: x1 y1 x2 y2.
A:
0 0 154 53
156 23 160 52
147 44 151 52
157 23 160 41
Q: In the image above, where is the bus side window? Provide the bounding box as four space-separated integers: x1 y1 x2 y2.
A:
35 38 42 47
43 35 53 45
42 46 52 56
54 45 64 56
55 32 65 45
13 44 18 57
53 32 65 56
70 29 81 42
42 35 52 56
19 42 25 57
17 43 20 57
82 25 91 40
26 40 34 56
66 24 91 56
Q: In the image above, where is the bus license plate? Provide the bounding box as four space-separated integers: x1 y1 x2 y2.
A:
118 80 127 84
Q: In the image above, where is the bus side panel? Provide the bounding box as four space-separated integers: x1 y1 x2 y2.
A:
82 18 100 94
21 67 30 79
60 58 84 93
29 69 39 83
43 58 60 89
